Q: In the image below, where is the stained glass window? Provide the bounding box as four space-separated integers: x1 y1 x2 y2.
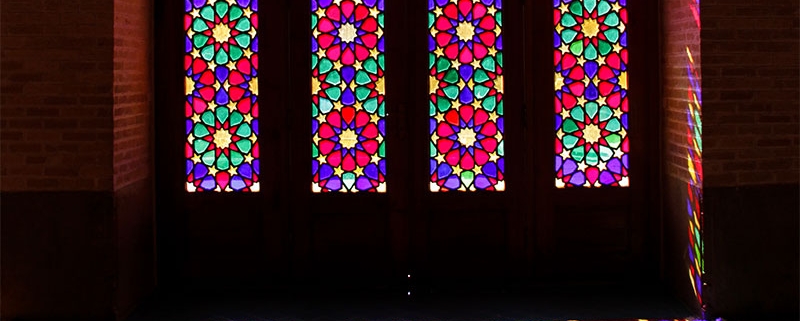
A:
429 0 505 192
312 0 386 193
185 0 259 192
554 0 628 188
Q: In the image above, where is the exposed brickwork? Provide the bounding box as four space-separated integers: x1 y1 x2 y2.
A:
114 0 153 191
701 0 800 187
663 0 702 185
1 0 115 191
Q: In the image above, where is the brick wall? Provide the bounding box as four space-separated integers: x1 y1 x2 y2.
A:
701 0 800 187
114 0 153 191
1 0 115 192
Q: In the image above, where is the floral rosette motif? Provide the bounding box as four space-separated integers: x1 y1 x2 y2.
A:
312 0 386 192
429 0 504 191
185 0 259 192
554 0 629 187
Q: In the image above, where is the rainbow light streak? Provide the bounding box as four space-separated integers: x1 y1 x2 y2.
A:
685 45 704 309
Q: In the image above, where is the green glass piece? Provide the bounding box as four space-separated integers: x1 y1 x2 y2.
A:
193 34 210 49
599 145 613 161
216 154 231 170
561 13 578 27
561 29 578 43
215 106 229 123
319 98 334 114
437 97 452 112
497 100 504 115
215 49 229 65
474 69 491 83
496 52 503 67
586 148 599 165
379 141 385 157
355 71 372 85
236 139 252 154
215 1 229 18
428 53 435 69
461 170 474 188
443 70 459 84
498 140 504 156
229 46 243 61
436 57 451 73
364 98 378 113
325 70 341 85
495 11 502 26
201 151 216 166
605 118 622 132
604 12 620 27
324 87 341 100
194 123 211 139
598 40 612 56
194 138 211 154
597 1 612 16
234 34 251 48
585 102 599 118
481 57 496 72
364 58 378 73
570 147 585 162
230 151 244 166
584 44 598 60
606 133 621 148
378 12 384 28
342 172 356 190
569 42 584 56
563 135 580 149
569 2 583 16
312 144 319 158
200 6 215 21
562 118 580 133
229 111 244 126
483 97 496 112
474 85 490 99
201 46 215 61
570 106 585 121
229 6 243 20
355 87 372 101
236 123 252 137
318 59 333 74
442 85 459 100
311 55 318 69
378 54 384 69
429 101 437 116
311 14 318 29
599 106 613 121
201 110 216 126
192 19 209 32
430 141 436 157
428 12 434 28
584 0 597 13
378 102 386 116
604 28 620 44
312 102 319 117
234 17 250 32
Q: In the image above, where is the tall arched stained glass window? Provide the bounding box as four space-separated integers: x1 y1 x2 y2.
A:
554 0 628 188
185 0 260 192
429 0 505 192
312 0 387 193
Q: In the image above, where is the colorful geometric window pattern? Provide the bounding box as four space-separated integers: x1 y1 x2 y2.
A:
554 0 628 187
185 0 259 192
429 0 505 192
312 0 386 193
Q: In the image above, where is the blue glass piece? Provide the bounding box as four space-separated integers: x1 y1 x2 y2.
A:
569 171 586 185
356 176 373 191
325 176 342 190
239 163 253 178
444 175 460 189
230 176 247 190
341 88 355 105
584 61 598 78
562 159 577 175
365 163 379 179
319 164 333 179
200 176 216 190
483 161 497 178
474 175 491 189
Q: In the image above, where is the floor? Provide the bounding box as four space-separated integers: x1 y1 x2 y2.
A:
127 284 698 321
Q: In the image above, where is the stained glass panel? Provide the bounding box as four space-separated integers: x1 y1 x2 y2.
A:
429 0 505 192
312 0 386 193
185 0 259 192
554 0 628 187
